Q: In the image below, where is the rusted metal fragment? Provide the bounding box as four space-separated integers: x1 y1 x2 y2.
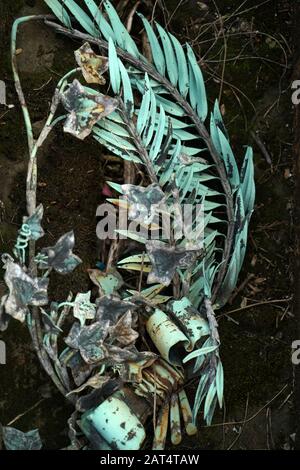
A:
178 389 197 436
75 42 108 85
146 240 199 286
133 357 183 406
152 402 169 450
170 393 182 445
116 356 157 383
114 386 152 424
122 183 166 224
61 79 118 140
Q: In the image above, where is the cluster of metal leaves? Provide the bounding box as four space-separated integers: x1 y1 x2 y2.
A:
40 0 254 434
0 206 83 328
45 0 254 307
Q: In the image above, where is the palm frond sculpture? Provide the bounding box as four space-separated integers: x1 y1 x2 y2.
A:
1 0 255 450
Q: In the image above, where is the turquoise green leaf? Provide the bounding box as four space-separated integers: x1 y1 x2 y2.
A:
137 76 151 134
44 0 71 28
104 0 140 58
93 127 136 151
62 0 99 36
142 89 157 146
93 134 142 164
106 181 123 193
108 37 121 93
183 344 219 363
156 23 178 86
169 33 189 97
192 373 209 423
119 60 134 117
217 216 249 307
204 382 217 424
217 128 240 192
216 360 224 408
210 113 222 155
205 394 217 426
156 95 185 116
84 0 116 41
159 139 181 186
137 13 166 75
213 99 228 137
96 119 129 137
150 105 166 161
186 44 207 121
240 146 255 216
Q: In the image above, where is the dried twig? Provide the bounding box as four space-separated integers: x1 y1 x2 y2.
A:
251 130 272 166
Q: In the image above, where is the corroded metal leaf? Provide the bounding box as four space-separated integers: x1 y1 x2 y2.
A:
2 427 42 450
95 295 136 325
75 42 108 85
64 321 82 350
3 260 48 323
73 322 108 364
117 356 157 383
88 268 124 296
122 183 166 224
108 310 138 346
23 204 44 241
66 351 95 387
146 241 198 286
39 231 82 274
105 346 155 366
68 372 110 396
61 79 118 140
73 291 96 327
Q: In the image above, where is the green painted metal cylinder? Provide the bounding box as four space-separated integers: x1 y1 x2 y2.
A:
146 308 190 365
80 395 146 450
